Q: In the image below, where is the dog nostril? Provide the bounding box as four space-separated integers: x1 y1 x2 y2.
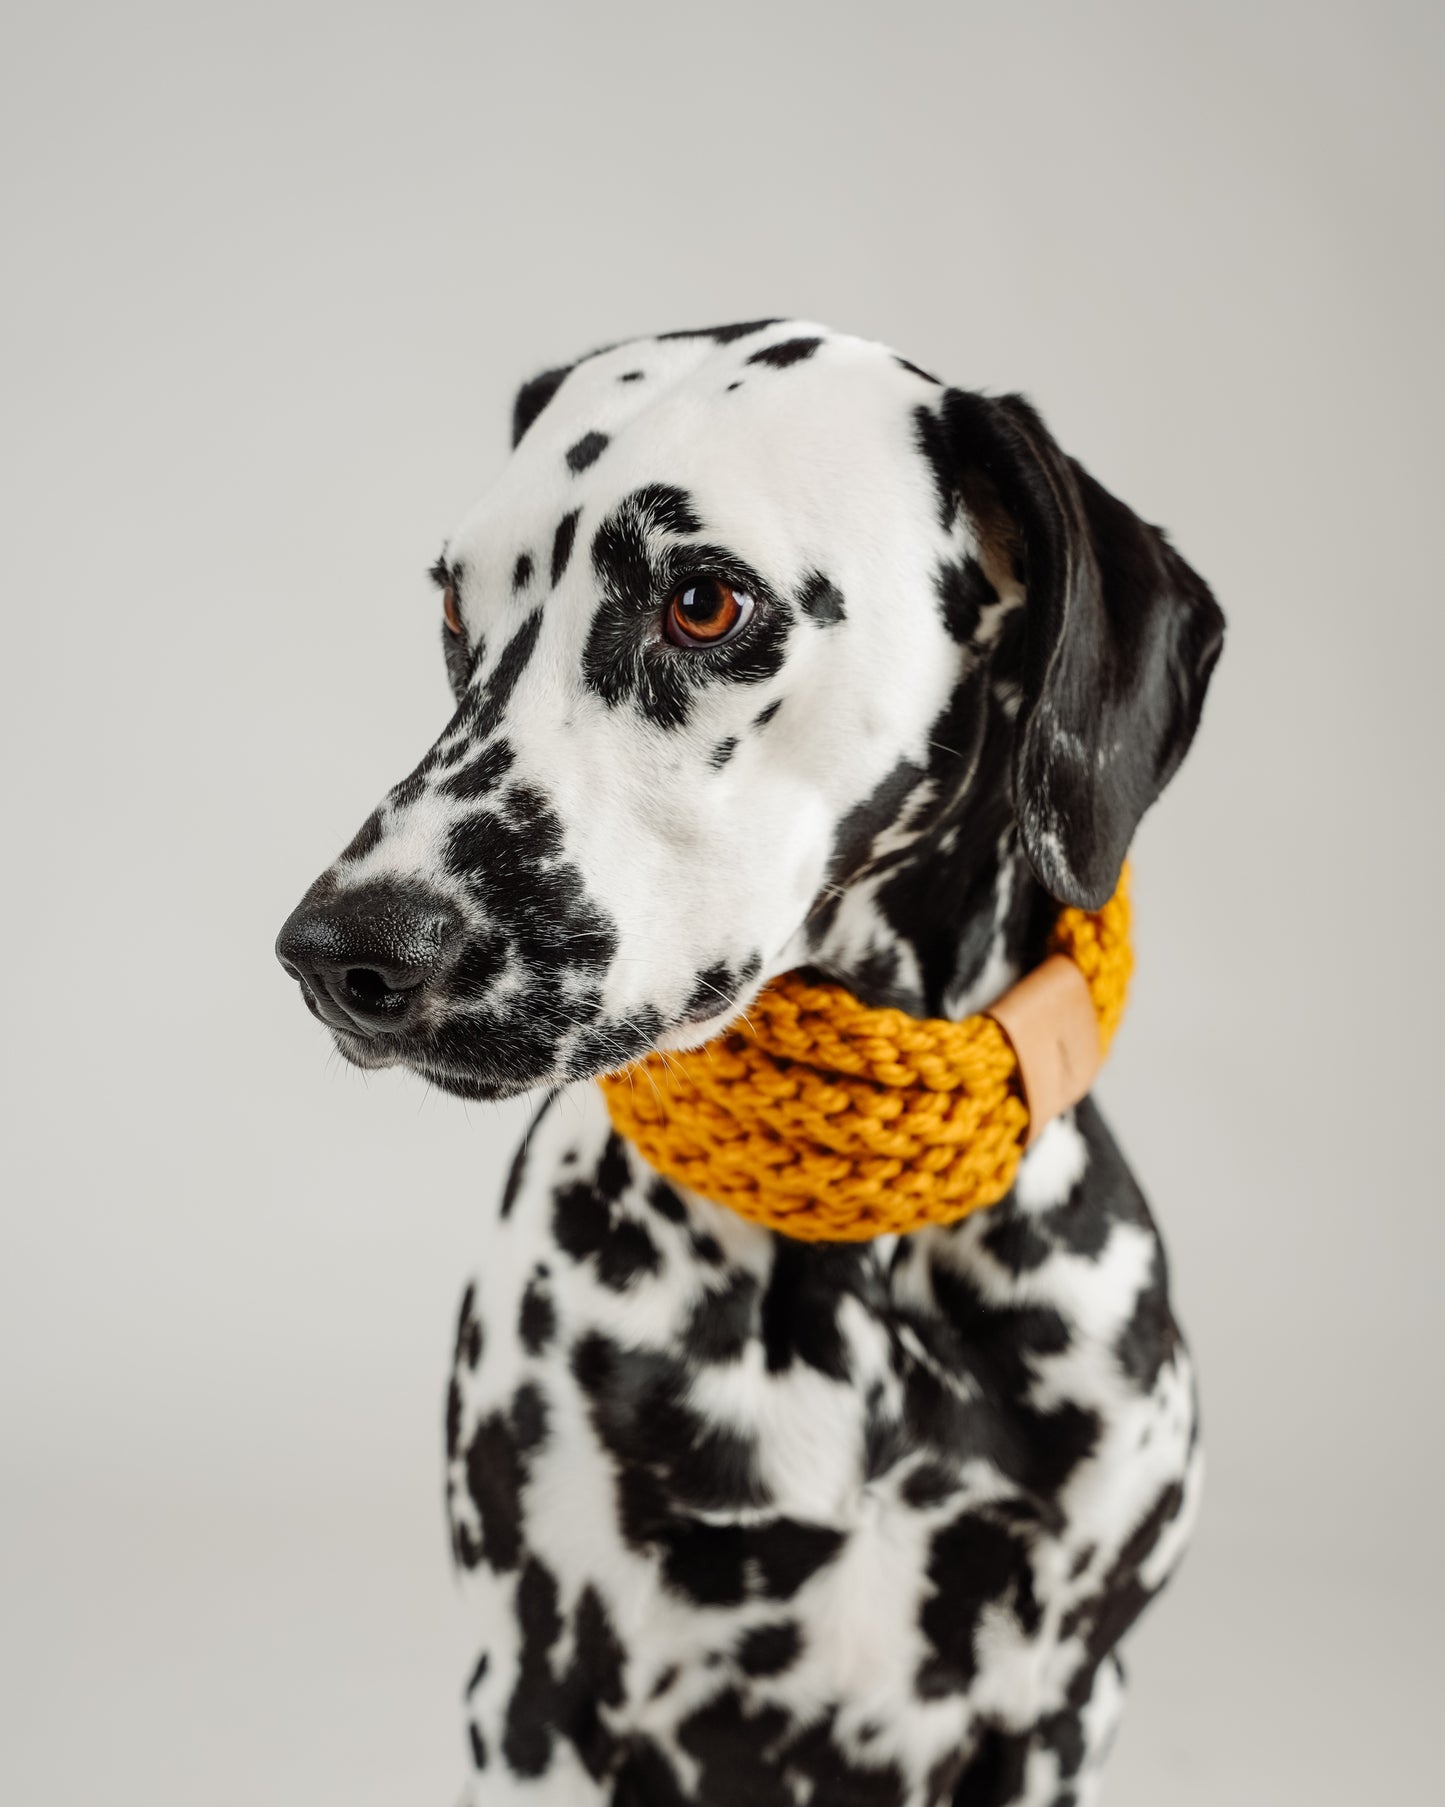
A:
343 966 414 1013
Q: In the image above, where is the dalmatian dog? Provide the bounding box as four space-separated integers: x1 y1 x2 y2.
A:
276 320 1223 1806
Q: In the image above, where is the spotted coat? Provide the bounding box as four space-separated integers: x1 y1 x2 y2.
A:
276 320 1224 1805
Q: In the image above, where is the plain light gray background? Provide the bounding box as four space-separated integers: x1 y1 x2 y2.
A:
3 2 1441 1801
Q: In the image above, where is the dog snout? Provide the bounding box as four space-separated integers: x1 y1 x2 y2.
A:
275 879 461 1036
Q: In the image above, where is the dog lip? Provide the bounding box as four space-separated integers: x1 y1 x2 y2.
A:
409 1053 557 1103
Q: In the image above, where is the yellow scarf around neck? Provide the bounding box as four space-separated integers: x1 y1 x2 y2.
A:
598 869 1132 1243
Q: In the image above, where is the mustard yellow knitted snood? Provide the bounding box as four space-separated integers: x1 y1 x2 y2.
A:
597 870 1133 1243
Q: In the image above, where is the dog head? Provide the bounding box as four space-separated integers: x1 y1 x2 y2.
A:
276 321 1222 1099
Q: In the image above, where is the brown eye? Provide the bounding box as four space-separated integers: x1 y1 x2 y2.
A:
442 583 463 636
665 578 753 647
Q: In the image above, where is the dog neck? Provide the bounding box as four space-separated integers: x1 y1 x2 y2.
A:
803 662 1057 1022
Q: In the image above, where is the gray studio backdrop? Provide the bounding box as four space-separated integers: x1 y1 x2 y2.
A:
3 3 1440 1802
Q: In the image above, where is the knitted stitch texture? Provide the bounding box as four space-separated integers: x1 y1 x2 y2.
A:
598 869 1133 1242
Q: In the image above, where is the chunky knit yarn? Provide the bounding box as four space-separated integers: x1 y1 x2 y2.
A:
598 869 1133 1242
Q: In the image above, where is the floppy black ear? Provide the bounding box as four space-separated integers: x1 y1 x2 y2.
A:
939 390 1225 909
511 362 575 447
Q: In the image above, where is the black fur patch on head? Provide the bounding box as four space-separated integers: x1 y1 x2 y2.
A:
513 365 574 446
798 571 846 625
746 336 822 369
914 401 961 531
680 952 761 1026
583 486 789 729
465 609 544 741
754 698 783 729
566 431 610 474
438 736 516 802
341 808 384 863
618 369 645 382
657 319 780 345
423 776 621 1095
512 552 533 592
936 555 997 645
550 510 580 586
710 737 738 770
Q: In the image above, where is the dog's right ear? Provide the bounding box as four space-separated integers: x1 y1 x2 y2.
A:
511 363 576 448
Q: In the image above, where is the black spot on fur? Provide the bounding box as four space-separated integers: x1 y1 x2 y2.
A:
760 1243 856 1381
464 1410 528 1574
1114 1244 1179 1391
895 354 942 384
681 954 760 1026
646 1178 687 1224
553 1181 662 1291
901 1460 957 1509
657 319 780 345
439 736 515 801
513 364 574 446
746 335 822 369
1067 1481 1186 1671
710 736 739 770
754 698 782 729
572 1331 767 1512
468 1722 488 1770
922 1264 1102 1501
937 554 998 644
454 1281 483 1370
798 570 846 625
566 430 609 474
913 401 960 530
684 1272 758 1363
512 552 533 591
500 1135 531 1219
511 1381 549 1456
519 1272 557 1355
502 1556 563 1774
618 369 645 383
677 1689 792 1807
736 1621 801 1677
464 608 543 743
464 1649 489 1698
585 486 788 730
445 1377 463 1461
917 1510 1038 1696
389 767 428 812
952 1725 1031 1805
341 808 383 862
554 1584 627 1778
550 510 580 586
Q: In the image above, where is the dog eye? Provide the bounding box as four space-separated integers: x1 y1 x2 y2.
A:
664 579 753 647
442 583 463 636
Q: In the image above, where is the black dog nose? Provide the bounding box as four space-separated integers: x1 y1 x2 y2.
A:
275 880 461 1036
